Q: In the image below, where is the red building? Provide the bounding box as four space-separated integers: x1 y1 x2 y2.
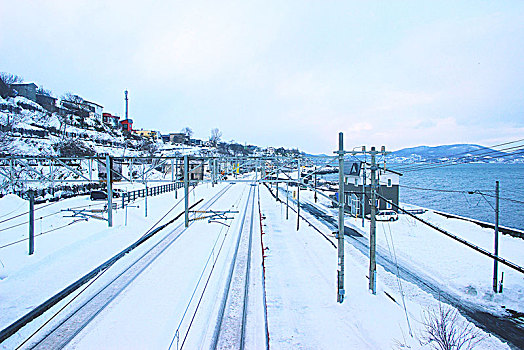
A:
120 119 133 132
102 113 120 128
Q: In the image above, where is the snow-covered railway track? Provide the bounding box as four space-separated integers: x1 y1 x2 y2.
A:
211 184 257 349
24 184 234 350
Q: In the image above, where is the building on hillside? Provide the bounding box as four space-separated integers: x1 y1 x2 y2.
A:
0 79 13 98
190 138 203 146
83 100 103 122
120 119 133 132
161 134 170 143
11 83 37 101
178 159 205 180
60 100 90 118
134 129 159 140
102 113 120 128
36 94 57 112
343 162 401 217
169 133 190 144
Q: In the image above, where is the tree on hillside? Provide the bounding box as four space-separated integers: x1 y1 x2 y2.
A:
0 72 23 85
181 126 193 138
61 92 84 104
209 128 222 147
36 86 53 97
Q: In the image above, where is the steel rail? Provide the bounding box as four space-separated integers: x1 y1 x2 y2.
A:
211 185 256 349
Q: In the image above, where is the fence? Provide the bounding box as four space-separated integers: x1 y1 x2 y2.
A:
121 182 184 206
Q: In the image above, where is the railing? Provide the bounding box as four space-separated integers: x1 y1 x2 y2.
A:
121 182 184 206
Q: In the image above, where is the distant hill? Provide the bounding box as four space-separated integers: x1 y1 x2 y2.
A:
387 144 523 164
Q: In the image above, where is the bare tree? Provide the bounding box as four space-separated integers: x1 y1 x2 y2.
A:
36 86 52 97
0 72 23 85
419 302 485 350
181 126 193 138
209 128 222 147
61 92 84 104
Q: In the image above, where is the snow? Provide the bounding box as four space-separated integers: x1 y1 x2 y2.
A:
0 180 519 349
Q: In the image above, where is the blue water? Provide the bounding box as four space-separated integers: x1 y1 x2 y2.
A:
322 164 524 230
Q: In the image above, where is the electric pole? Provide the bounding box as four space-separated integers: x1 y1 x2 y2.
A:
336 132 345 303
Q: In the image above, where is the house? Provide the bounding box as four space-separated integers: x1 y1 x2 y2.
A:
11 83 37 101
120 119 133 132
0 79 13 98
134 129 159 140
102 113 120 128
36 94 57 112
190 138 203 146
343 162 401 217
178 159 205 180
60 100 90 118
161 134 171 143
83 100 103 122
169 133 190 144
60 97 103 122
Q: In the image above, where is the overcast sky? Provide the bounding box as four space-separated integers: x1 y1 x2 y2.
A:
1 1 523 154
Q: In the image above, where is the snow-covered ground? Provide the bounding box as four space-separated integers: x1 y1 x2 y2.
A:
260 185 510 349
293 187 524 316
0 179 520 349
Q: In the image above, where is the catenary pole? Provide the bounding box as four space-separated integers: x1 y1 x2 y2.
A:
493 181 500 293
184 155 189 227
144 181 148 217
337 132 345 302
28 190 34 255
286 180 289 220
106 155 113 227
361 147 366 228
369 147 377 294
314 166 317 203
296 158 301 231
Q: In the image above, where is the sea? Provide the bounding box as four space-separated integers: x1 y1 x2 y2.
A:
321 163 524 231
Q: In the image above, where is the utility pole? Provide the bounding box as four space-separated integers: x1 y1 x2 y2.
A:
493 181 500 293
184 155 189 227
336 132 345 303
369 147 377 294
125 90 129 120
296 158 301 231
28 190 34 255
106 155 113 227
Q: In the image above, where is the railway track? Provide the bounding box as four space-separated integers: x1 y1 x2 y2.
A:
211 184 258 349
19 184 234 350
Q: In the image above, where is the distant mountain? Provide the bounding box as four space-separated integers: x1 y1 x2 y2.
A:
387 144 524 164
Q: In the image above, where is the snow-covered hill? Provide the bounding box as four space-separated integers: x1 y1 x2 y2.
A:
387 144 523 164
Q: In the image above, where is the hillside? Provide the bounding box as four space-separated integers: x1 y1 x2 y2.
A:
387 144 524 164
